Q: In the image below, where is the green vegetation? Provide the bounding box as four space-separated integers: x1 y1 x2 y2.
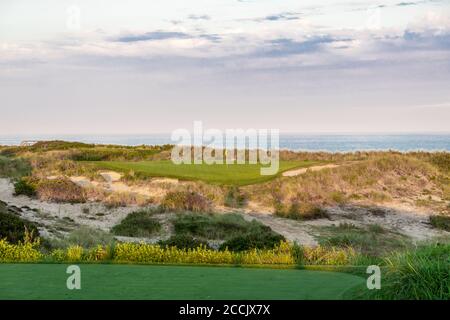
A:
173 213 285 250
224 186 246 208
1 141 172 161
91 160 318 185
0 203 39 244
430 215 450 231
352 243 450 300
112 210 162 237
49 227 115 249
13 178 36 197
0 156 32 179
158 234 211 250
0 264 365 300
317 223 411 257
219 231 285 252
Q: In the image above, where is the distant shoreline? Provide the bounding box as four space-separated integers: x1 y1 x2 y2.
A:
0 134 449 152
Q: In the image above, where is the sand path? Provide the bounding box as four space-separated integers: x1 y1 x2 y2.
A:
282 164 340 177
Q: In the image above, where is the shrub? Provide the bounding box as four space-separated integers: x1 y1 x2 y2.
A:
112 210 161 237
240 241 294 265
0 156 32 179
173 213 282 243
0 236 42 262
113 241 295 265
161 191 211 212
224 186 246 208
0 204 39 244
66 245 84 262
430 215 450 231
14 178 36 197
104 191 152 208
275 202 329 220
36 178 86 203
114 242 235 264
49 244 113 262
219 230 285 251
50 227 115 249
173 213 246 239
158 234 211 250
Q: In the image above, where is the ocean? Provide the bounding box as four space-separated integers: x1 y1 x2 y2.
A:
0 134 449 152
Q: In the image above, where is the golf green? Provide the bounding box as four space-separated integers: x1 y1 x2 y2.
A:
0 264 365 300
90 160 321 185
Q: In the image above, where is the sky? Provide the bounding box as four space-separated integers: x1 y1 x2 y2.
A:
0 0 450 134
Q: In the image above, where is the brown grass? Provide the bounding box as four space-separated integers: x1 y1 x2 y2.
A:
36 178 86 203
245 154 446 212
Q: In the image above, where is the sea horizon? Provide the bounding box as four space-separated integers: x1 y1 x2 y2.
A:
1 133 449 152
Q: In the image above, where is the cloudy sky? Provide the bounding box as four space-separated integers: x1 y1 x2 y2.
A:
1 0 449 134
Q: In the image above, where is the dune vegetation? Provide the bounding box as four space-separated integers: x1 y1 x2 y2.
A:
0 141 449 300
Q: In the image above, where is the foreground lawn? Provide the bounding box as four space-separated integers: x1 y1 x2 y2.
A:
0 264 365 300
90 160 320 185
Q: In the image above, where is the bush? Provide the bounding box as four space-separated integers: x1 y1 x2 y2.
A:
161 191 211 212
14 178 36 197
113 241 294 265
275 202 329 220
0 204 39 244
0 156 32 179
224 186 246 208
104 191 152 208
0 236 42 262
112 210 162 237
158 234 211 250
50 227 115 249
36 178 86 203
430 215 450 231
173 213 279 241
219 231 285 251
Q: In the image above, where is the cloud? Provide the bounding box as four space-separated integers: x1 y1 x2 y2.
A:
188 14 210 20
396 1 418 6
262 36 351 57
115 31 190 42
199 34 222 43
253 12 300 22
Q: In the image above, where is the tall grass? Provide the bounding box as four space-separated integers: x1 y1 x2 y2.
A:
318 223 411 257
356 243 450 300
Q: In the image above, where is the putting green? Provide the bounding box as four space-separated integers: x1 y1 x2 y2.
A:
0 264 365 300
90 160 321 185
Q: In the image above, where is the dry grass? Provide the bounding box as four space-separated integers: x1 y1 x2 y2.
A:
36 178 86 203
161 191 211 212
245 154 447 213
6 145 449 213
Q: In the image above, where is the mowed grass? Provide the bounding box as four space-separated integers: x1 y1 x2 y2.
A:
91 160 321 185
0 264 365 300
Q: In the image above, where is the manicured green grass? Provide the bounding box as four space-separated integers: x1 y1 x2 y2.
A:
0 264 365 300
90 160 321 185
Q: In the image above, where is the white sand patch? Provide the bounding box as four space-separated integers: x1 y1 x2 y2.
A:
100 171 122 183
0 178 139 234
